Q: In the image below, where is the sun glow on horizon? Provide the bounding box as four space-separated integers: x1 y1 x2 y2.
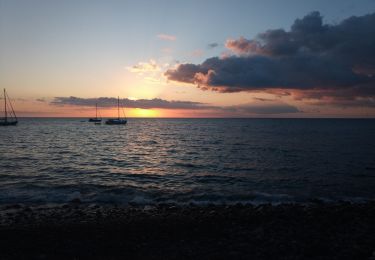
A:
127 108 160 118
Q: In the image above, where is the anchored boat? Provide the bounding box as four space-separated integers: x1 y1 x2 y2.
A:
88 102 102 123
106 96 127 125
0 89 18 126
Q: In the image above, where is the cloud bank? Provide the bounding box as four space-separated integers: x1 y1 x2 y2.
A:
51 97 211 110
165 12 375 106
223 102 299 114
51 97 299 115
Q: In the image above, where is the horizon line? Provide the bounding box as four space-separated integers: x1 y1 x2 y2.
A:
14 116 375 119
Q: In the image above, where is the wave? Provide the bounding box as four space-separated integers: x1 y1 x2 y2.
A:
0 184 371 206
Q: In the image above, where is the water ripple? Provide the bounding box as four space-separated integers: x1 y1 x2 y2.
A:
0 118 375 205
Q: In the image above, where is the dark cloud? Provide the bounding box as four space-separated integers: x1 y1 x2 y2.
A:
225 103 300 114
253 97 276 102
165 12 375 105
292 87 375 108
166 55 363 90
311 98 375 108
207 43 219 49
51 97 300 115
51 97 213 110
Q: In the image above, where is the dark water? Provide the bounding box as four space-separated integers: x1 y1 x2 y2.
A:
1 118 375 205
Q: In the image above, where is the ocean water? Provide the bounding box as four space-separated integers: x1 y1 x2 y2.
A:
0 118 374 205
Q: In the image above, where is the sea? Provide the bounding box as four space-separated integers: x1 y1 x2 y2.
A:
0 118 375 205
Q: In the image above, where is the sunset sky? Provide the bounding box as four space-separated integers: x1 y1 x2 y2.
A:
1 0 375 117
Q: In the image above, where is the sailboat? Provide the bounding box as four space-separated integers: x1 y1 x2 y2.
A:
88 103 102 122
0 89 18 126
105 96 127 125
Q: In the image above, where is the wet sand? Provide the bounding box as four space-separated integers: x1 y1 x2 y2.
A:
1 202 375 259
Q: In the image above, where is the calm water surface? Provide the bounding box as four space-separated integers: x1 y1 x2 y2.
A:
1 118 375 205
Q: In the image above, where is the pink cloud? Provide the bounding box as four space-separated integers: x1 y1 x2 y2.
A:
225 36 262 56
157 34 176 41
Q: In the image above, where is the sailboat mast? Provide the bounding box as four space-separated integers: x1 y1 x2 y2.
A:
117 96 120 119
96 103 98 119
4 89 7 122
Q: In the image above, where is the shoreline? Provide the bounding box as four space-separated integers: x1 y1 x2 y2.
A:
1 202 375 259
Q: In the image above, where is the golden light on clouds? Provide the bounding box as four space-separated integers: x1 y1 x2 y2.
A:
126 60 161 74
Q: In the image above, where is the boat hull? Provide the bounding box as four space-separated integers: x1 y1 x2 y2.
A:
105 119 127 125
0 120 18 126
88 118 102 122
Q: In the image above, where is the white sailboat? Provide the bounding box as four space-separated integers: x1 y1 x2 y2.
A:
0 89 18 126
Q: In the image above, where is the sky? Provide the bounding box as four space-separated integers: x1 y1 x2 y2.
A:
1 0 375 117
